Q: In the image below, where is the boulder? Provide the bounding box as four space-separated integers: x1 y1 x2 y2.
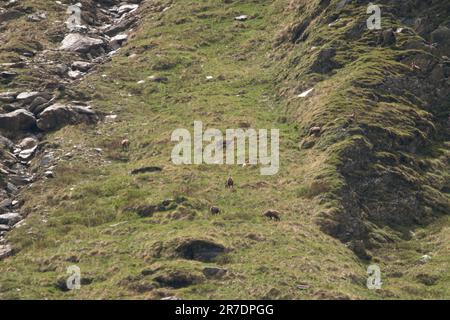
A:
16 91 40 102
0 71 17 81
0 135 13 149
0 224 10 232
18 146 37 161
431 26 450 53
202 267 227 279
0 92 18 103
37 103 99 131
0 212 22 226
0 244 12 260
109 34 128 49
60 33 105 53
28 96 50 114
0 9 24 23
0 109 36 133
72 61 93 72
118 4 139 15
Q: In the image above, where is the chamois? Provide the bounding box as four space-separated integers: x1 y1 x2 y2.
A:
263 210 281 221
226 176 234 189
121 139 130 151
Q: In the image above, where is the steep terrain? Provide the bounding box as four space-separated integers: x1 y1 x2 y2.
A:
0 0 448 299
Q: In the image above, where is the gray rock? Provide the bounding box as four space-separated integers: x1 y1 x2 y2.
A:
59 33 105 53
72 61 93 72
431 26 450 52
0 92 18 103
27 12 46 22
39 153 55 167
109 34 128 49
18 137 38 149
118 4 139 15
29 96 50 114
16 91 40 103
44 171 55 178
0 199 12 209
0 109 36 133
0 9 23 23
68 70 83 79
6 182 18 195
202 267 227 278
18 146 37 161
0 135 14 149
235 15 248 21
37 103 99 131
0 224 10 232
0 212 22 226
0 71 17 80
0 244 12 260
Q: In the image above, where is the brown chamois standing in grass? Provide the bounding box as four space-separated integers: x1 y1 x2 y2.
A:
121 139 130 151
226 176 234 189
263 210 281 221
210 206 220 215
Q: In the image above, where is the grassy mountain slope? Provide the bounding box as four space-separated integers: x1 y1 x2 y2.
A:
0 0 448 299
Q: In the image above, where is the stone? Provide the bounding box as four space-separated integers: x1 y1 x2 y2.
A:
6 182 18 194
0 244 12 260
18 137 38 150
60 33 105 53
0 212 22 226
0 109 36 132
109 34 128 49
0 135 14 149
431 26 450 54
161 296 181 300
29 96 51 114
68 70 83 79
298 88 314 98
39 153 55 167
27 12 47 22
18 146 37 161
44 171 55 178
16 91 40 102
72 61 93 72
0 71 17 80
0 9 23 23
420 254 431 264
0 199 12 210
202 267 227 278
118 4 139 15
0 92 18 103
235 15 248 21
0 224 10 232
37 103 99 131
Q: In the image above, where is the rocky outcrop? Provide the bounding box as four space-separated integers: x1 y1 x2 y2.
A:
0 212 22 226
0 109 36 133
0 0 145 260
36 103 99 131
59 33 105 54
